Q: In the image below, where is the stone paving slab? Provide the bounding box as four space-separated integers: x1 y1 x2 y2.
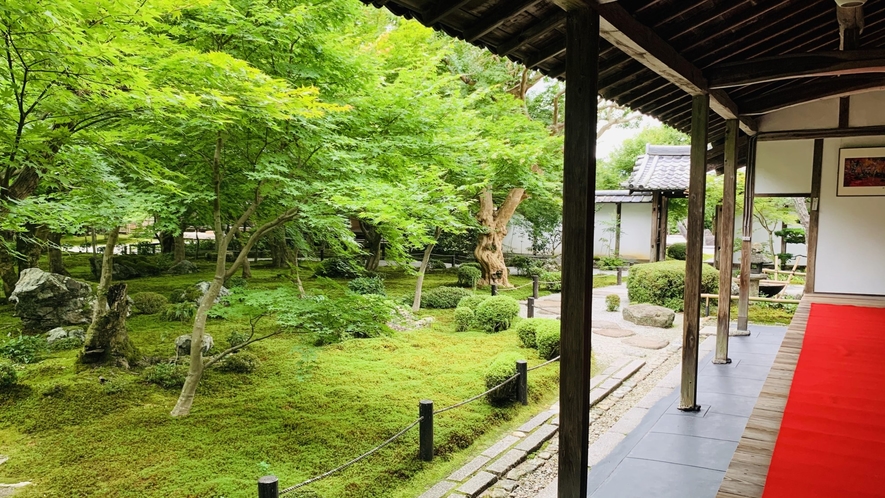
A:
608 406 650 435
588 431 627 466
515 424 558 453
481 435 521 459
612 359 646 380
457 471 497 497
448 455 492 481
418 480 457 498
486 449 527 476
593 328 634 338
622 336 670 350
517 410 554 433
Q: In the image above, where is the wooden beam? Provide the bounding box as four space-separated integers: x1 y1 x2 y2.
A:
715 120 739 365
557 7 597 498
497 11 566 56
706 49 885 89
679 93 708 412
757 125 885 141
615 202 622 257
737 138 757 333
525 42 567 70
423 0 473 26
463 0 541 43
741 74 885 115
805 139 824 294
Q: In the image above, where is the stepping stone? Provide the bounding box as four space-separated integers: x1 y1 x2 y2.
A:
622 336 670 350
593 328 635 338
591 320 621 329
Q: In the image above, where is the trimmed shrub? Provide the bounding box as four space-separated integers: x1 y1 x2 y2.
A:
169 286 202 304
484 351 522 405
216 352 260 373
162 302 197 322
473 295 520 333
541 271 562 292
605 294 621 312
422 286 474 309
535 321 561 360
142 363 187 389
0 360 17 388
457 294 490 311
225 276 248 289
666 242 687 260
0 335 47 364
427 259 448 271
626 260 718 312
453 307 474 332
313 257 363 279
514 318 558 349
457 265 482 288
131 292 169 315
348 276 386 296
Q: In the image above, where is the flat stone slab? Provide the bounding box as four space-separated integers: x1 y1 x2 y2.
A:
486 449 527 476
518 410 554 433
418 480 457 498
588 431 626 466
457 471 497 497
591 320 622 329
594 328 635 338
515 424 559 453
623 336 670 350
448 455 491 481
482 435 521 459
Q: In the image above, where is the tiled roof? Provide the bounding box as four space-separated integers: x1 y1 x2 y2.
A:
595 190 652 204
623 145 690 192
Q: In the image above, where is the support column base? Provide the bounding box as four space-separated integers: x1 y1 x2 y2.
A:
731 329 751 337
677 404 701 412
712 358 732 365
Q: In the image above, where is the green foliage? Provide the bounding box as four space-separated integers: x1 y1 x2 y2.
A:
457 294 490 311
226 331 249 349
457 265 482 288
348 276 386 296
0 360 17 388
775 228 806 245
142 363 187 390
453 307 474 332
279 293 396 344
216 352 260 374
131 292 169 315
0 335 48 364
627 261 718 311
541 271 562 292
225 277 249 289
484 351 522 405
162 302 197 323
514 318 558 349
313 257 364 279
48 337 84 352
169 286 202 304
535 321 561 360
597 256 626 270
605 294 621 312
666 243 687 261
474 296 520 333
422 286 475 309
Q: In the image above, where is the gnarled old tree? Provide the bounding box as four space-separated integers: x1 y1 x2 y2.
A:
474 189 526 287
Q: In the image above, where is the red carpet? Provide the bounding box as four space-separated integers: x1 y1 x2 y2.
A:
762 304 885 498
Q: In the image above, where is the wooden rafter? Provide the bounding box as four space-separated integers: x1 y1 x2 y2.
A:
741 74 885 115
423 0 473 26
463 0 542 43
496 11 566 56
708 49 885 89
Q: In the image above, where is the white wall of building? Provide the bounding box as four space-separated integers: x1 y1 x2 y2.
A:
619 203 653 260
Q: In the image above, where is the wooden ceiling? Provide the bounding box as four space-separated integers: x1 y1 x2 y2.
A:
362 0 885 164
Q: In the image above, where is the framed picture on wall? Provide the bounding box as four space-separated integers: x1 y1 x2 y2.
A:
838 147 885 197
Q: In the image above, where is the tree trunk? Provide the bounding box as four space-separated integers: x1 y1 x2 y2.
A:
48 232 69 275
16 224 49 273
91 228 98 256
173 234 186 263
361 221 383 272
241 255 252 279
474 188 525 287
81 227 138 367
0 233 19 300
792 197 810 232
290 247 305 298
268 227 289 268
413 227 441 312
157 231 174 255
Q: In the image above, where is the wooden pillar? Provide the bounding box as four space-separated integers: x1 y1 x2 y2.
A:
805 139 824 294
658 196 668 261
679 93 708 412
713 204 722 270
737 137 757 333
715 120 739 365
614 202 622 257
557 7 598 498
650 191 662 262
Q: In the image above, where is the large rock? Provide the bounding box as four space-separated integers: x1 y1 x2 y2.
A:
622 304 675 328
175 334 214 357
9 269 93 331
167 260 198 275
46 327 86 345
195 281 230 305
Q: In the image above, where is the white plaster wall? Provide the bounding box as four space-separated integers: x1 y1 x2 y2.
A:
848 91 885 127
593 204 618 257
755 140 814 195
757 97 839 132
619 203 652 260
502 223 533 255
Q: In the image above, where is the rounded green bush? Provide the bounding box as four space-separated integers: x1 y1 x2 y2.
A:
131 292 169 315
0 360 17 388
216 352 260 373
142 363 187 389
535 321 561 360
457 294 490 311
473 295 520 333
162 302 197 322
483 351 523 405
348 276 386 296
457 265 482 287
605 294 621 312
453 307 474 332
626 260 718 312
422 286 474 309
666 242 687 260
541 271 562 292
514 318 559 349
169 286 202 304
313 256 363 279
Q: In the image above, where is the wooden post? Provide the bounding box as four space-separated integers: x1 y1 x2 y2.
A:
258 476 279 498
715 120 739 364
532 275 540 298
713 205 722 270
419 400 433 462
658 196 669 261
805 139 824 294
616 267 622 285
491 284 498 296
650 191 662 262
527 297 535 318
517 360 528 406
614 202 622 257
557 7 598 498
679 93 708 412
737 137 757 333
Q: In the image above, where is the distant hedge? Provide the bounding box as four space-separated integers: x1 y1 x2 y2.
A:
666 242 687 260
626 260 717 312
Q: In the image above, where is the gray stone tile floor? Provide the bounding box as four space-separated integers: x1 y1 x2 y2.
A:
585 324 787 498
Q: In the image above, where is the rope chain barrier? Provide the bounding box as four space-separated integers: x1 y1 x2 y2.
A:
527 355 560 372
433 374 519 415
